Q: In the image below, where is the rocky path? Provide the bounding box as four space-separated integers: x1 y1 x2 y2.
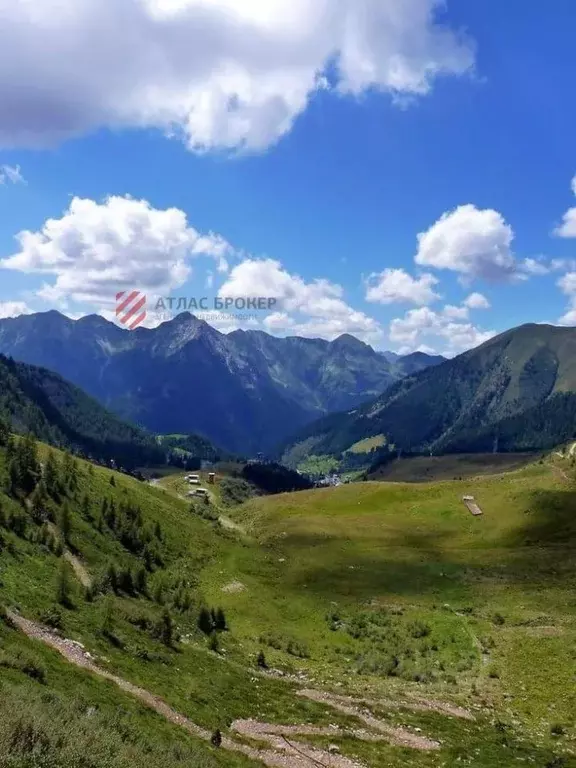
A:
298 690 440 751
7 611 362 767
8 610 466 766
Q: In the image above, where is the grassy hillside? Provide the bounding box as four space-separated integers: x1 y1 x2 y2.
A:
1 431 575 767
220 456 576 757
281 324 576 464
367 452 537 482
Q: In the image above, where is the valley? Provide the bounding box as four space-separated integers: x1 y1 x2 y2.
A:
1 427 575 767
3 12 576 768
0 311 441 455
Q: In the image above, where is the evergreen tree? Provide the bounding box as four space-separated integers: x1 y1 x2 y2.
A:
106 563 118 593
30 481 48 524
159 608 174 647
44 451 63 501
80 494 92 521
21 433 40 493
10 433 40 496
214 607 228 631
118 567 134 595
153 581 164 604
56 560 72 607
257 650 268 669
198 607 214 635
134 566 148 595
100 595 115 637
58 502 72 546
0 414 10 446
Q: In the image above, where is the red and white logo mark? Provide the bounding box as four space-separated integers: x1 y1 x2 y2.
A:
116 291 147 330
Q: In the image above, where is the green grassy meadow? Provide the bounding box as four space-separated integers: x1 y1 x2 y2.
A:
1 444 575 767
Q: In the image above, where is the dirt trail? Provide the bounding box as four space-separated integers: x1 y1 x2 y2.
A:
218 515 246 534
8 610 456 764
298 689 472 722
7 611 366 767
63 551 92 588
46 522 92 588
298 690 440 751
551 464 571 483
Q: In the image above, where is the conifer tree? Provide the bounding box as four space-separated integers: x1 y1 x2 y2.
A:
44 451 63 501
58 502 72 546
0 415 10 446
56 560 72 607
198 607 214 635
159 608 174 647
214 607 228 631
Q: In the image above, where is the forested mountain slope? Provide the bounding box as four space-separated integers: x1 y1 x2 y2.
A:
0 353 162 468
281 323 576 462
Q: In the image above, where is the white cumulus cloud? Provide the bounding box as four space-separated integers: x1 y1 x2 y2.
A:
519 257 549 276
365 267 440 305
557 271 576 325
389 304 495 356
1 195 232 308
219 257 384 344
0 0 474 153
415 204 516 281
463 291 490 309
554 175 576 238
0 300 32 319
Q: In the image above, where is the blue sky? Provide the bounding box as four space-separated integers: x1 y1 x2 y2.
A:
1 0 575 355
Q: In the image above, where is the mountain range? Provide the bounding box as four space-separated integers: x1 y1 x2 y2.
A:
281 323 576 466
0 311 442 454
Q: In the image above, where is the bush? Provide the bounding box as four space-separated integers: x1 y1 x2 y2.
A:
0 604 15 628
550 723 566 737
286 640 310 659
408 620 431 638
211 729 222 747
0 650 46 684
20 658 47 684
39 605 64 630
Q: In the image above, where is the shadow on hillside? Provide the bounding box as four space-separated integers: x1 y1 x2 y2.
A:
278 528 473 600
507 488 576 547
280 489 576 600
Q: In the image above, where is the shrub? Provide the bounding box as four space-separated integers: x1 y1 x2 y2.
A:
211 729 222 747
408 620 431 639
550 723 566 737
39 605 64 630
286 640 310 659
